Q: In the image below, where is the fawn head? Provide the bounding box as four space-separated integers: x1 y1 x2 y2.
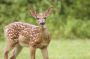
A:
30 7 52 26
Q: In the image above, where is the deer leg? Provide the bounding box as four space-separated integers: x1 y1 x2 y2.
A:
10 44 22 59
41 47 49 59
30 47 36 59
4 41 17 59
4 45 10 59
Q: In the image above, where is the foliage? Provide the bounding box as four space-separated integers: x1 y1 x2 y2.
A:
0 0 90 41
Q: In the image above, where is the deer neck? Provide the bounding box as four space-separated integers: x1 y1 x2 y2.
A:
39 25 47 36
40 25 46 31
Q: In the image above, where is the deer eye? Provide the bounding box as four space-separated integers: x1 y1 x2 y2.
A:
44 17 46 19
36 18 39 20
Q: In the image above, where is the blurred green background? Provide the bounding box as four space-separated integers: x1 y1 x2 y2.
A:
0 0 90 40
0 0 90 59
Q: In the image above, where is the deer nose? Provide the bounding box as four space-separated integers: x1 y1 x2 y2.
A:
40 22 45 25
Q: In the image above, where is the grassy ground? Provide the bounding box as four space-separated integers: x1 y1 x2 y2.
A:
0 39 90 59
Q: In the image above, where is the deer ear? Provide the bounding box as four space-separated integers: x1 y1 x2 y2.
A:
44 7 53 17
30 10 37 18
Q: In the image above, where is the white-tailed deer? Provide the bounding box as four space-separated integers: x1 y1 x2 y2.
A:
4 7 52 59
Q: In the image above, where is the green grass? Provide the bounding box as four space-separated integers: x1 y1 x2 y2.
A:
1 39 90 59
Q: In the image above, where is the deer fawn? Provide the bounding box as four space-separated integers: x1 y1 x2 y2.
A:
4 7 52 59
